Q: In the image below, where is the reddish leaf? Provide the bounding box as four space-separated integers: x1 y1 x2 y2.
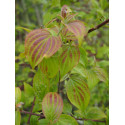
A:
25 28 62 68
62 20 86 45
42 92 63 123
59 45 80 78
66 74 90 112
61 5 72 18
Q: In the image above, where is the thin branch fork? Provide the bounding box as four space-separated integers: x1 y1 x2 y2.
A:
20 110 44 118
27 97 36 124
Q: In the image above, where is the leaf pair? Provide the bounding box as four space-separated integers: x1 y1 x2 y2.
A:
24 6 86 69
40 45 80 79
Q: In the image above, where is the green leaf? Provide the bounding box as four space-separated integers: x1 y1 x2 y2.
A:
59 45 80 78
24 82 34 97
97 60 109 67
72 66 99 90
63 20 86 46
94 66 108 83
96 45 109 59
42 92 63 123
38 119 50 125
66 74 90 112
33 97 42 113
79 47 88 67
20 91 34 108
63 99 72 114
106 108 109 125
15 52 25 60
49 73 59 92
30 115 39 125
15 111 21 125
33 69 49 101
40 54 59 78
51 0 60 8
84 121 97 125
72 63 86 78
85 68 99 90
85 107 107 120
15 87 21 105
54 114 78 125
16 26 32 32
25 28 62 68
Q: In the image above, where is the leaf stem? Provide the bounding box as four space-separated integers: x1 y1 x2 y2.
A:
57 71 61 94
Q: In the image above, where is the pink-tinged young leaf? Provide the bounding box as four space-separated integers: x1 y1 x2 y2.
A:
63 20 86 46
59 45 80 78
61 5 72 18
42 92 63 123
65 13 77 22
25 28 62 68
62 26 77 41
66 74 90 112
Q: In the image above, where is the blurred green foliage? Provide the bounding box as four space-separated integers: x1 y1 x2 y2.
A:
15 0 109 125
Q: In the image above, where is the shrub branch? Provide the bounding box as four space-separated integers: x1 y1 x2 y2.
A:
88 19 109 33
27 96 36 124
21 110 106 123
57 71 61 94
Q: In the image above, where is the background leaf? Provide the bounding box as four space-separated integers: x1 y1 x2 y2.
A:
24 82 34 97
63 99 72 114
30 115 39 125
16 26 32 32
84 121 97 125
94 66 108 83
15 87 21 105
85 107 107 120
38 119 50 125
54 114 78 125
15 111 21 125
79 47 88 67
85 68 99 90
